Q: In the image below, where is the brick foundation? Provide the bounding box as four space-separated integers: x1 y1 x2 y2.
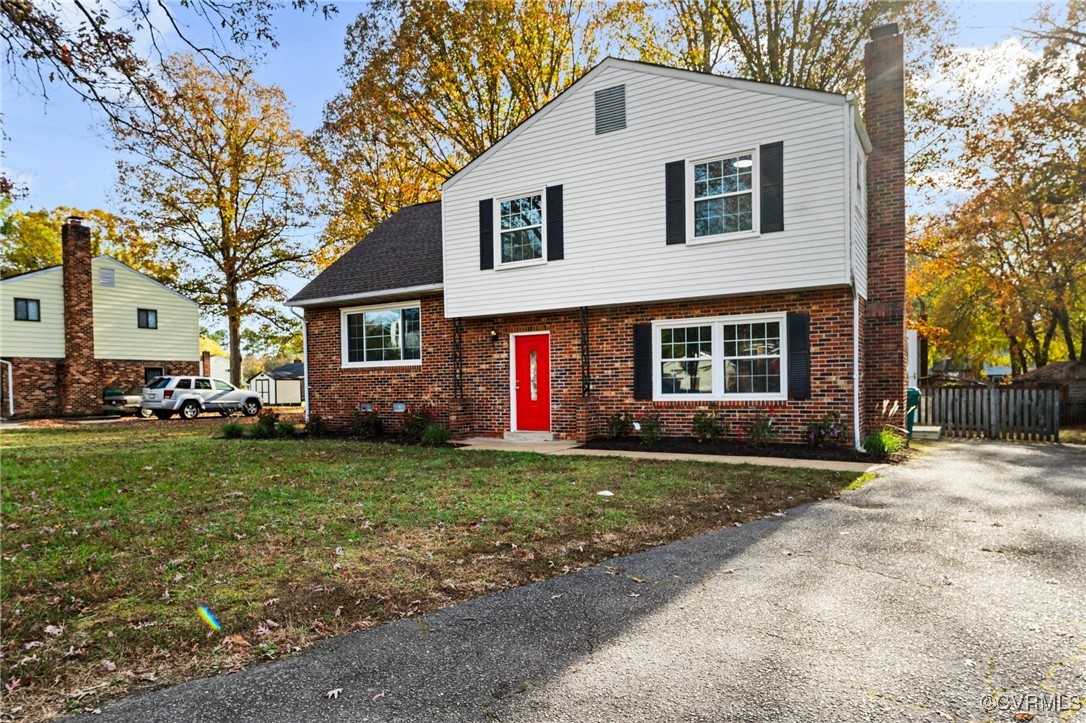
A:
305 287 860 444
0 357 199 418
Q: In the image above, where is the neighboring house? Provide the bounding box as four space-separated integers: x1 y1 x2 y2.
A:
0 217 200 418
249 362 305 406
1014 360 1086 424
289 27 908 446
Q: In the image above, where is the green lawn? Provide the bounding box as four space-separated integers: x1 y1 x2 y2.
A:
0 423 859 719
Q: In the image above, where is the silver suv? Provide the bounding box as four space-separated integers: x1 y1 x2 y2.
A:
142 376 262 420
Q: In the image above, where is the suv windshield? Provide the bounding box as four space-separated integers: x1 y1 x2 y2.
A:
148 377 171 389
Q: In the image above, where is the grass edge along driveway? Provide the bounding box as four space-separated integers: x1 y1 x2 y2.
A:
0 424 861 721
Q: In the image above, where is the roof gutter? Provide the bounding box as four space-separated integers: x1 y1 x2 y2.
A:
287 283 444 308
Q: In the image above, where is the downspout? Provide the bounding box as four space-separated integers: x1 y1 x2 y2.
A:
290 308 309 423
853 294 862 451
0 359 13 418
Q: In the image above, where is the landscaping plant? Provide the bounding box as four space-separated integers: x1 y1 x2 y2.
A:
420 422 452 446
691 406 730 444
305 414 328 438
401 406 435 442
634 407 663 445
742 409 778 446
249 410 280 439
862 429 904 457
220 420 245 439
804 411 847 447
605 411 634 439
275 420 299 438
349 410 383 439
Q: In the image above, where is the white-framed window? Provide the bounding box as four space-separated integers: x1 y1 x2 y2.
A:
687 149 758 243
653 312 786 401
496 191 545 267
341 301 422 368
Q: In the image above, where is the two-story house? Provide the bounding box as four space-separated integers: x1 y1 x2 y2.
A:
0 217 201 417
289 26 907 447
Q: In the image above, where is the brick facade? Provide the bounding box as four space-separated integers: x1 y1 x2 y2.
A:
862 26 907 431
305 287 860 443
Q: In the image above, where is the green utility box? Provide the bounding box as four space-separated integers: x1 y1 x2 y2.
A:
906 386 921 438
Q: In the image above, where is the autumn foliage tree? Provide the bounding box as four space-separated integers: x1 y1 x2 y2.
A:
311 0 608 266
113 55 311 386
908 2 1086 372
0 206 178 283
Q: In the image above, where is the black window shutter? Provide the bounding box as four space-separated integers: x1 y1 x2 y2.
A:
479 199 494 270
633 323 653 400
665 160 686 244
786 311 810 400
546 185 564 261
761 141 784 233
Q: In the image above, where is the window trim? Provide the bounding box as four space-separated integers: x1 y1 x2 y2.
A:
493 189 547 270
137 308 158 329
685 148 760 245
340 300 423 369
652 312 787 402
13 297 41 322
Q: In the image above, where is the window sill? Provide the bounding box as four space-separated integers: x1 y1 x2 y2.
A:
495 258 547 271
653 393 787 403
685 230 760 246
341 359 423 369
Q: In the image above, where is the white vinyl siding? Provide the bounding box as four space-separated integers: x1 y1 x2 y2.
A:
91 257 200 361
442 64 857 318
0 268 65 358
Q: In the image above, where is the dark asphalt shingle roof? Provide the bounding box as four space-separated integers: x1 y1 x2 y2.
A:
289 201 442 305
265 362 304 380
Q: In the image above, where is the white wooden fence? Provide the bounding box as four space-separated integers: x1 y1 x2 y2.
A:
917 386 1060 442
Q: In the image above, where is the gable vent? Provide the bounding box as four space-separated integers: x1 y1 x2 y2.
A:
594 84 626 134
99 268 115 286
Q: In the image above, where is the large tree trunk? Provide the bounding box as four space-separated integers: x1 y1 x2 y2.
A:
226 282 242 387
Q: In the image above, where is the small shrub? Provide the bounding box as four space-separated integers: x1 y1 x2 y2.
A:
742 410 778 446
634 408 663 445
350 410 383 439
691 406 729 444
804 411 847 448
275 420 298 438
605 411 634 439
401 406 435 442
862 429 904 457
250 411 280 439
420 423 452 446
305 414 328 438
220 420 245 439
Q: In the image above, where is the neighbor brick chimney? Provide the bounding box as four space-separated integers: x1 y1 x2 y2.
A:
58 217 100 415
201 350 212 377
863 24 907 432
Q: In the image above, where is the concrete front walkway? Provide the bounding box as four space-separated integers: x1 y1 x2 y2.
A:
456 436 881 473
79 441 1085 722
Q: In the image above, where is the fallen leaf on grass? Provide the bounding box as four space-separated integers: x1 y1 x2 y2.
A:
44 624 64 636
226 634 251 648
326 688 343 699
101 660 117 672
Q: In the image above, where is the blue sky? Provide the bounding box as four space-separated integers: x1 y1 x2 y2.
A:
0 0 1046 303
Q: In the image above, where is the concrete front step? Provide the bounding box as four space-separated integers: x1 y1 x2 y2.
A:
503 431 555 442
912 425 941 441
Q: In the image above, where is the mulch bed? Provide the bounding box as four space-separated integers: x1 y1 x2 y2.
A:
580 435 899 463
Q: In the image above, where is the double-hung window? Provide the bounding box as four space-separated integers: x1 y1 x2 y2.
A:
690 151 756 240
654 313 786 401
14 298 40 321
497 193 544 265
341 302 422 367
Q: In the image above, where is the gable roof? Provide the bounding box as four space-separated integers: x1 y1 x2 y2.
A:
263 361 304 379
443 56 861 192
288 201 443 307
0 255 197 305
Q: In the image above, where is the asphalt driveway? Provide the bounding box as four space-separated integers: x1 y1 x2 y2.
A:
81 441 1085 722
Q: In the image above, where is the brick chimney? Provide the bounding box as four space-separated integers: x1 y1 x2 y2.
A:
863 24 907 432
201 350 212 377
58 217 100 415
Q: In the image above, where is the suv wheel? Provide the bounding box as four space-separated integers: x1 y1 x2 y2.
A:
242 399 261 417
139 407 154 419
180 401 201 420
153 411 173 420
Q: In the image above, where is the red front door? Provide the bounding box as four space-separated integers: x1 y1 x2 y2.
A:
513 333 550 431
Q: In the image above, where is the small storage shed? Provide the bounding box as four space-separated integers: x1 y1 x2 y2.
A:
249 362 305 406
1014 360 1086 424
